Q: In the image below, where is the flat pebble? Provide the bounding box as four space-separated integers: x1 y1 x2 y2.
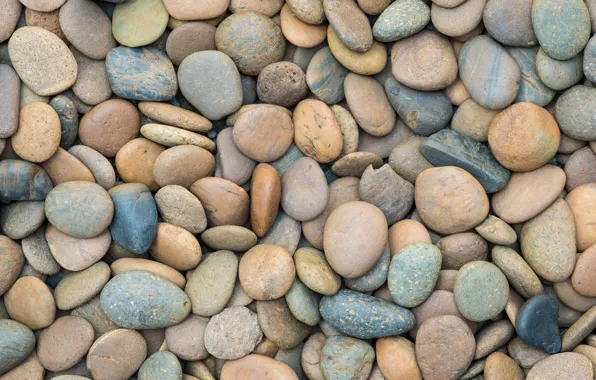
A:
70 48 112 106
165 22 215 66
483 0 537 46
37 316 94 372
4 276 56 329
320 336 374 380
293 100 343 164
324 0 372 52
373 0 429 42
190 177 249 226
431 0 485 37
555 85 596 141
155 185 206 234
112 0 168 47
484 352 524 380
437 232 488 270
475 215 517 245
239 244 295 300
306 47 348 105
86 329 147 380
536 48 584 91
153 145 215 188
46 225 110 271
285 278 321 326
41 147 95 185
280 4 326 48
138 102 212 133
12 102 61 163
281 157 329 221
0 201 44 240
54 262 110 311
475 320 515 359
294 247 341 295
68 145 115 190
527 352 593 380
257 298 310 349
115 138 164 192
140 123 215 152
0 65 19 138
0 320 35 376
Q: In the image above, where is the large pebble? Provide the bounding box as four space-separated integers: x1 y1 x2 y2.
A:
68 145 115 190
46 225 110 271
155 185 206 234
4 276 56 329
484 352 525 380
536 48 584 91
0 65 19 138
115 138 164 192
515 294 561 354
483 0 537 46
373 0 429 42
112 0 168 47
327 26 387 76
165 21 215 66
164 315 207 360
138 102 212 133
100 270 191 329
12 102 61 163
150 222 201 270
293 99 343 163
568 184 596 252
239 244 295 300
8 26 77 96
285 278 321 326
451 98 499 142
54 262 111 310
204 306 262 360
555 85 596 141
320 289 415 339
320 336 374 380
376 336 421 380
324 0 372 52
0 201 45 240
251 163 281 237
508 47 555 106
220 354 298 380
41 147 95 185
21 228 61 275
201 226 256 252
437 232 488 269
306 47 348 105
527 352 593 379
492 246 543 299
50 96 79 149
178 51 243 120
257 61 309 108
0 0 21 43
344 73 395 137
153 145 215 188
37 316 94 372
388 219 431 257
294 247 341 295
0 320 35 376
86 329 147 380
111 258 186 288
521 198 576 282
190 177 249 226
0 236 24 296
431 0 485 37
388 136 434 183
280 4 326 48
137 351 181 380
281 157 329 221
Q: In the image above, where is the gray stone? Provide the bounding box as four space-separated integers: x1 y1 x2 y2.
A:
0 201 45 240
320 336 374 380
21 227 61 275
345 245 390 293
258 210 301 255
285 278 321 326
0 64 20 138
0 320 35 375
507 46 555 106
483 0 537 47
138 351 182 380
306 47 348 105
203 306 262 360
555 85 596 141
584 34 596 83
373 0 430 42
536 48 584 91
50 95 79 149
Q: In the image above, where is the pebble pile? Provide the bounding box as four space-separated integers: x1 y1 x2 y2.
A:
1 0 596 379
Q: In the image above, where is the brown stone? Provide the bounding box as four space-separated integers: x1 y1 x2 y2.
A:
293 99 343 164
239 244 295 300
564 146 596 192
190 177 250 227
70 47 112 106
475 215 518 245
0 65 20 139
0 236 24 296
153 145 215 189
411 290 471 339
45 224 110 272
376 337 422 380
344 73 396 137
12 102 61 163
559 133 586 154
163 0 228 20
256 298 310 349
37 316 94 372
484 352 524 380
415 166 489 234
451 98 499 142
165 315 209 361
233 106 294 162
301 332 325 380
572 244 596 296
257 61 309 109
68 145 115 190
217 127 256 185
229 0 283 16
492 164 566 224
443 77 470 106
492 246 543 299
388 219 431 257
86 329 147 380
526 352 593 380
415 315 476 380
324 201 388 278
251 163 281 238
488 102 560 172
561 306 596 352
554 279 596 312
253 337 279 358
150 222 202 271
111 258 186 288
286 0 325 24
201 226 257 252
280 4 326 48
154 185 207 235
79 99 140 157
567 183 596 252
41 147 95 185
435 269 458 292
138 102 212 133
0 352 44 380
140 123 215 152
431 0 485 37
4 276 55 329
332 105 359 157
475 320 515 359
115 138 165 192
281 157 329 222
389 136 434 184
295 247 341 295
574 344 596 368
331 152 383 177
507 336 550 369
221 354 299 380
391 30 457 91
437 232 488 270
323 0 373 52
25 8 65 41
165 22 216 66
227 103 292 127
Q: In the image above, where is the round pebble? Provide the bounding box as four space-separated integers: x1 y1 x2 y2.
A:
190 177 250 226
4 276 56 330
555 85 596 141
373 0 429 42
239 244 295 300
153 145 215 188
220 354 298 380
431 0 485 37
115 138 164 192
0 320 35 376
536 48 584 91
257 298 310 349
320 336 374 379
165 315 208 360
0 201 45 240
46 224 110 271
294 247 341 295
112 0 168 47
165 22 215 66
86 329 147 380
37 316 94 372
281 157 329 221
527 352 593 380
280 4 326 48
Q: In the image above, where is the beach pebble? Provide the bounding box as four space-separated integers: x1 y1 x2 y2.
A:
567 183 596 252
306 47 348 105
281 157 329 221
0 201 45 240
115 138 164 192
0 64 20 138
483 0 537 47
37 316 94 372
0 320 35 376
373 0 429 42
320 336 374 380
112 0 168 47
86 329 147 380
4 276 56 330
526 352 593 380
324 0 372 52
536 48 584 91
190 177 249 226
515 294 561 354
239 244 295 300
257 62 308 108
555 85 596 141
220 354 298 380
68 145 115 190
257 298 310 349
327 26 387 76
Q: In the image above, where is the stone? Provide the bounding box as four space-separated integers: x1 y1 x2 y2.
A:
251 163 281 237
324 0 372 52
0 65 19 138
201 226 256 252
45 181 113 239
70 296 121 338
459 35 520 110
100 270 191 329
492 165 566 223
320 289 415 339
41 147 95 185
568 185 596 254
86 329 147 380
293 100 343 164
483 0 537 47
415 166 489 234
358 119 414 160
536 48 584 91
561 306 596 352
555 85 596 141
70 47 112 106
0 201 44 240
415 315 475 380
295 247 341 295
0 236 23 297
385 77 453 136
154 185 206 234
521 198 576 282
0 0 21 43
37 316 94 372
12 102 61 163
111 258 185 288
45 225 110 271
554 279 596 312
257 61 308 108
320 336 374 380
388 219 431 257
301 333 325 380
8 26 77 96
0 160 53 202
584 35 596 83
411 289 470 339
215 11 285 75
137 351 181 380
150 222 201 271
280 4 326 48
229 0 283 16
178 51 243 120
227 103 293 127
454 261 509 322
373 0 429 42
165 22 215 66
281 157 329 221
437 233 488 270
21 228 60 275
275 344 305 380
112 0 168 47
285 278 321 326
138 102 212 133
115 138 164 192
4 276 55 330
141 124 215 152
431 0 485 37
327 26 387 76
18 83 49 109
53 262 109 311
526 353 593 379
345 245 389 293
220 354 298 380
306 47 348 105
164 315 208 361
484 352 524 380
507 47 555 106
475 320 515 359
50 96 79 149
59 0 116 59
532 0 590 60
388 243 441 308
331 152 383 177
106 47 177 101
153 145 215 188
162 0 228 20
286 0 324 24
190 177 249 226
558 133 586 154
79 99 140 157
217 128 256 185
492 246 543 299
565 147 596 192
0 320 35 375
388 136 434 183
444 77 470 106
475 216 517 245
421 129 510 193
0 351 44 379
68 145 116 190
515 295 561 353
239 244 295 300
257 298 310 349
375 337 421 380
507 336 550 369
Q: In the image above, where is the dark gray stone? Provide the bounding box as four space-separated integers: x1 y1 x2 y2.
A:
515 294 561 353
0 160 53 202
0 319 35 375
50 95 79 149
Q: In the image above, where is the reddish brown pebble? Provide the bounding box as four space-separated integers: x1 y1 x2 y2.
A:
251 163 281 237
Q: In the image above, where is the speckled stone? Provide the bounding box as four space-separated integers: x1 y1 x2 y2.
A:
0 201 44 240
492 246 543 299
285 278 321 326
50 95 79 149
585 35 596 83
320 336 374 380
68 145 116 190
345 245 389 293
54 262 111 311
324 0 372 52
555 85 596 141
483 0 537 47
100 270 191 329
431 0 485 38
454 261 510 322
459 35 521 110
532 0 590 61
0 320 35 375
20 227 61 275
305 47 348 105
388 243 442 308
515 294 561 353
106 47 177 101
507 47 555 106
373 0 429 42
138 351 182 380
140 124 215 152
257 298 310 350
385 77 453 136
536 48 583 91
0 0 21 44
420 129 510 193
0 64 19 138
112 0 169 47
526 352 593 379
70 47 112 106
320 289 415 339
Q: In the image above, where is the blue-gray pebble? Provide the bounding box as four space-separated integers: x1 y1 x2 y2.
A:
507 47 555 106
306 47 349 105
532 0 591 60
388 243 442 308
100 270 191 329
373 0 430 42
271 144 305 177
0 160 53 202
515 294 561 353
138 351 182 380
106 46 177 101
50 95 79 149
345 245 390 293
320 289 415 339
385 76 453 136
583 34 596 83
285 278 321 327
0 320 35 375
536 48 584 91
320 336 375 380
555 85 596 141
108 183 158 254
420 129 510 193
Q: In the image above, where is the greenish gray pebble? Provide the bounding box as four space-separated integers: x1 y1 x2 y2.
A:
0 201 45 240
138 351 182 380
0 319 35 375
536 48 584 91
275 343 306 380
345 245 390 293
507 46 555 106
21 227 61 275
54 261 111 311
555 85 596 141
373 0 430 42
320 336 375 380
285 278 321 327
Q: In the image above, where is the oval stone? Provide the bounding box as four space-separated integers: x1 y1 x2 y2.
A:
20 228 61 276
305 47 348 105
150 222 201 271
153 145 215 188
37 316 95 372
0 160 53 202
280 4 326 48
388 219 431 257
106 47 177 101
327 26 387 76
507 47 555 106
0 320 35 376
100 270 191 329
293 99 343 163
320 289 415 339
190 177 249 226
50 95 79 149
294 247 342 296
41 147 95 185
373 0 429 42
492 246 543 299
4 276 56 330
483 0 537 47
0 236 24 296
8 26 77 96
164 314 208 360
527 353 593 380
86 329 147 380
257 298 310 349
555 85 596 141
0 0 21 44
0 201 45 240
221 354 298 380
568 183 596 252
250 163 281 237
45 224 110 271
285 278 321 326
111 258 186 288
431 0 485 37
204 306 262 360
68 145 116 190
12 102 61 163
0 65 19 139
201 226 256 252
112 0 168 47
166 21 216 66
115 138 164 192
54 262 111 310
536 48 584 91
239 244 295 301
155 185 207 234
320 336 374 380
281 157 329 222
178 51 243 120
515 294 561 354
138 102 212 133
69 47 112 106
323 0 372 52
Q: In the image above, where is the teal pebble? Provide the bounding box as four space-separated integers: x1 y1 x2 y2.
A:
373 0 430 42
536 48 584 91
0 320 35 375
320 336 375 380
555 85 596 141
138 351 182 380
285 278 321 326
583 34 596 83
345 245 390 293
275 344 306 380
50 95 79 149
507 46 555 106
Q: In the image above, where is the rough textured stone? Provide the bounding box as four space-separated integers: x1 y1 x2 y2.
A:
483 0 537 46
0 201 44 240
526 352 593 380
373 0 429 42
327 26 386 76
257 298 310 349
555 85 596 141
492 246 543 299
155 185 207 234
257 61 308 108
0 64 19 138
320 336 374 380
50 96 79 149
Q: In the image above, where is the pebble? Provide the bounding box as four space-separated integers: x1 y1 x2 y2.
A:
554 279 596 312
515 295 561 354
41 147 95 185
115 138 164 192
71 296 120 338
326 25 387 76
492 246 543 298
360 165 411 224
484 352 524 380
45 225 110 271
37 316 94 372
68 145 115 190
257 62 308 108
411 289 468 339
585 35 596 82
0 236 23 298
294 247 341 295
220 354 298 380
0 160 53 202
250 163 281 237
345 73 395 137
301 332 325 380
153 145 215 188
164 315 208 361
12 102 61 163
239 244 295 300
20 227 60 275
285 278 321 326
483 0 537 47
565 147 596 191
257 298 310 349
324 0 372 52
54 262 111 311
86 329 147 380
536 48 584 91
100 270 191 329
562 306 596 352
320 289 415 339
373 0 429 42
230 0 283 16
431 0 485 37
507 336 550 369
415 315 475 380
293 100 343 163
568 184 596 253
150 222 201 270
140 123 215 152
0 65 19 138
0 201 44 240
138 351 181 380
154 185 206 234
0 320 35 376
0 351 44 379
421 129 510 193
50 95 79 149
388 136 433 184
331 152 381 177
112 0 168 47
4 276 56 330
162 0 227 21
376 336 421 379
280 4 326 48
70 48 112 106
454 261 509 322
281 157 329 221
385 77 453 136
286 0 325 24
111 258 185 288
306 47 349 105
532 0 590 61
320 336 374 380
165 22 215 66
177 51 243 121
437 232 488 270
19 83 49 109
475 320 515 359
191 177 249 226
138 102 212 133
358 118 414 159
215 11 286 76
202 226 256 252
555 85 596 141
527 352 593 380
0 0 21 43
8 27 77 96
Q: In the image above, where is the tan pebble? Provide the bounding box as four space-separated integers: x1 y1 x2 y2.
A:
431 0 486 37
561 306 596 352
37 316 94 372
554 279 596 312
67 145 116 190
475 320 515 359
139 102 212 133
239 244 295 300
163 0 228 21
295 247 341 295
4 276 55 330
572 244 596 296
165 315 209 361
437 232 488 269
190 177 250 227
165 22 216 66
492 246 543 299
250 163 281 238
25 8 65 41
45 224 111 272
573 344 596 368
376 336 422 380
559 133 586 154
226 104 292 127
331 152 383 177
526 352 593 380
281 156 329 222
41 147 95 185
201 226 257 252
111 258 186 288
153 145 215 188
388 219 431 257
0 352 44 380
327 26 387 76
86 329 147 380
411 290 473 339
12 102 61 163
70 47 112 106
53 262 111 311
507 336 550 369
0 234 25 296
217 127 256 185
434 269 458 292
567 183 596 252
444 77 470 106
280 4 327 48
484 352 524 380
293 99 343 164
221 354 298 380
253 337 280 358
140 123 215 152
286 0 325 24
150 222 202 271
154 185 207 234
115 138 165 192
475 215 517 245
451 99 498 142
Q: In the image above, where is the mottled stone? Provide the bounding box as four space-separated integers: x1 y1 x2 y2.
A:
71 296 120 338
507 47 555 106
0 64 19 138
20 227 61 275
70 47 112 106
54 262 111 311
112 0 168 47
536 48 584 91
388 136 434 183
431 0 485 37
306 47 348 105
526 352 593 379
483 0 537 47
294 247 341 295
492 246 543 299
86 329 147 380
0 320 35 375
138 351 182 380
0 201 44 240
327 26 387 76
320 289 415 339
68 145 115 190
320 336 374 380
345 245 389 293
584 35 596 83
555 85 596 141
285 278 321 326
0 236 24 296
373 0 429 42
323 0 372 52
50 95 79 149
475 216 517 245
257 298 310 349
516 295 561 353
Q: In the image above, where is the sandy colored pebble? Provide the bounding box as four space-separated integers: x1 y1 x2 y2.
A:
86 329 147 380
140 123 215 152
327 26 387 75
150 222 202 271
293 99 343 164
239 244 296 300
46 224 111 272
12 102 61 163
41 147 95 185
280 4 327 48
37 316 94 372
4 276 55 330
153 145 215 188
190 177 250 227
155 185 207 234
475 215 517 245
139 102 212 133
111 258 186 288
115 138 165 192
